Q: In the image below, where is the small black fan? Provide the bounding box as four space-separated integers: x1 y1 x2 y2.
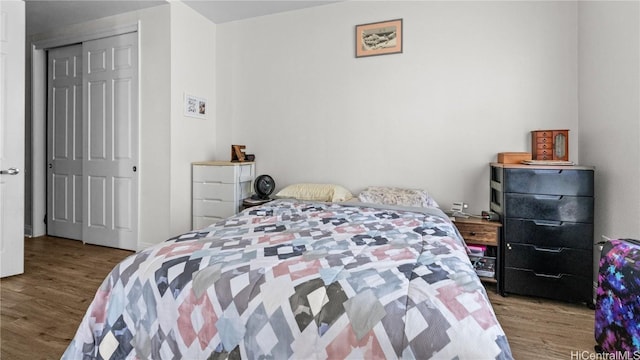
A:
252 175 275 200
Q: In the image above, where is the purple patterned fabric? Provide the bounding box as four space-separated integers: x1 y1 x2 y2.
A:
64 200 512 359
595 239 640 354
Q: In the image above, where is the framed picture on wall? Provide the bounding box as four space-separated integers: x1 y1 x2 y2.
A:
355 18 403 58
184 93 207 119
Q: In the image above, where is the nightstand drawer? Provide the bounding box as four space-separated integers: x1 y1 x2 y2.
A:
455 221 499 246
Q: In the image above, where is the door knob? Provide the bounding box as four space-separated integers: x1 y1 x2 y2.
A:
0 167 20 175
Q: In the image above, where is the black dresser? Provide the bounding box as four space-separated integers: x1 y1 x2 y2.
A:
490 163 594 304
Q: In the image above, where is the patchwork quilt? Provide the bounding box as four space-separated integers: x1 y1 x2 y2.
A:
63 200 512 359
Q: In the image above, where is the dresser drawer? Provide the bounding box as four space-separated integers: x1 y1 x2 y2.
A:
503 168 593 196
193 181 252 202
193 183 236 201
504 243 591 276
503 268 592 303
193 164 254 183
504 193 593 222
504 219 593 249
193 199 238 218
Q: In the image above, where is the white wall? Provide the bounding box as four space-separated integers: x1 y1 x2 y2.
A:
169 2 217 235
136 6 173 249
578 2 640 242
216 1 579 213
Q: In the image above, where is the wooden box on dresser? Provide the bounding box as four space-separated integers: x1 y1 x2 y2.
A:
192 161 255 230
489 163 594 304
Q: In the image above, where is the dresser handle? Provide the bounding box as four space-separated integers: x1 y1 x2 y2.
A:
469 231 477 236
533 272 563 279
533 195 563 201
533 220 562 227
533 246 563 253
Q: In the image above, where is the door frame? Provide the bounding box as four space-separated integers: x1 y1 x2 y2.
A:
1 0 26 277
30 23 139 240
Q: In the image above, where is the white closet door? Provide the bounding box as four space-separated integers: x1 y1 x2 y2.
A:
83 32 138 251
47 44 83 240
0 1 25 278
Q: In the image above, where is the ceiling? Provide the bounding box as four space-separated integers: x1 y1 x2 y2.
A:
25 0 339 36
183 1 339 24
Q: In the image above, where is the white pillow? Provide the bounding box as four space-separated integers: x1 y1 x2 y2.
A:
275 183 354 202
357 186 439 208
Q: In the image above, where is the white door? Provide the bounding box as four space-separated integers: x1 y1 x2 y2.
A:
83 33 138 250
0 1 25 278
47 44 83 240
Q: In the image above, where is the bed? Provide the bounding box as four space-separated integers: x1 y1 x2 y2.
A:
63 199 513 359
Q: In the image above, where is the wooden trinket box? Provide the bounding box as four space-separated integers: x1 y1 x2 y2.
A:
531 130 569 161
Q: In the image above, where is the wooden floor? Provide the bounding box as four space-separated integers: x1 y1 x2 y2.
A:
486 285 595 359
1 236 133 359
1 236 596 359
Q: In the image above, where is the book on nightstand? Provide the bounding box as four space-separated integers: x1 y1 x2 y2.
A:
242 197 271 206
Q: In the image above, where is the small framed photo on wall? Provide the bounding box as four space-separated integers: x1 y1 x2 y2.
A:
355 18 403 58
184 93 207 119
